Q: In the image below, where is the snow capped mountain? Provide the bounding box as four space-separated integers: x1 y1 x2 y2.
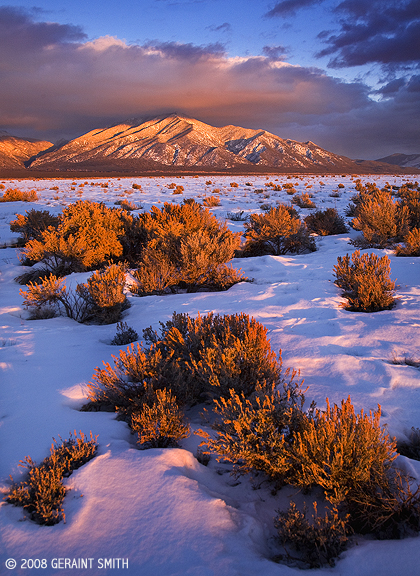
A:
0 133 53 169
1 115 416 174
24 114 379 173
376 153 420 170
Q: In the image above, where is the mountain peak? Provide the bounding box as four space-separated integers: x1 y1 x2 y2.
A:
4 115 413 174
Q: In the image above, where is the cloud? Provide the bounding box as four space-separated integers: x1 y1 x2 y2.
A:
207 22 232 33
266 0 324 18
142 40 226 61
317 0 420 69
0 5 86 53
262 45 289 60
0 6 417 157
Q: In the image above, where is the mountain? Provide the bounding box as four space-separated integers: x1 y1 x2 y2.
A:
1 115 416 174
24 114 402 174
376 153 420 170
0 132 53 169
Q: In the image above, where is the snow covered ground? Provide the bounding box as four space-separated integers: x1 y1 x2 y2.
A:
0 174 419 575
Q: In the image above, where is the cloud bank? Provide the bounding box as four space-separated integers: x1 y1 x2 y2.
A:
0 6 418 158
318 0 420 70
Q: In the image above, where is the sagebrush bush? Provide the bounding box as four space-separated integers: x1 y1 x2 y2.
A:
6 431 97 525
22 201 125 275
346 467 420 538
333 250 396 312
202 195 221 207
275 502 349 568
20 274 66 319
131 388 190 448
396 228 420 256
111 321 139 346
201 384 420 545
114 199 142 211
292 193 316 209
0 188 38 202
243 204 316 256
290 397 397 506
130 201 244 294
88 312 284 413
20 264 129 324
13 199 245 294
76 263 129 324
398 185 420 229
304 208 348 236
351 186 409 248
132 247 180 295
10 209 59 244
197 375 312 484
227 210 248 221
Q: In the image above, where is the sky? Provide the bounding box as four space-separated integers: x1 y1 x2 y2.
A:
0 0 419 159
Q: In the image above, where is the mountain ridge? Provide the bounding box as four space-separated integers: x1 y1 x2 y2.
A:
376 153 420 170
0 133 53 170
1 115 418 174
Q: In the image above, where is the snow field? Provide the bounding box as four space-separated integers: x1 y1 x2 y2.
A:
0 174 419 575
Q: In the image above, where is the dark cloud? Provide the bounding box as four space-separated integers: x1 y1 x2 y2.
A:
266 0 324 18
142 40 226 61
0 5 86 52
207 22 232 33
317 0 420 68
0 6 417 157
262 45 289 60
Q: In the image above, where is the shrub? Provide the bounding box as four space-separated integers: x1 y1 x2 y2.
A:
10 209 60 244
346 467 420 538
177 230 243 290
76 263 129 324
88 312 284 413
132 247 180 295
197 374 311 484
20 274 66 319
351 187 409 248
275 502 349 568
227 210 248 221
333 250 396 312
131 388 190 448
243 205 316 256
396 228 420 256
131 201 244 294
22 201 125 275
304 208 347 236
399 185 420 229
282 183 295 191
114 199 142 211
202 196 221 207
0 188 38 202
111 321 139 346
292 193 316 209
290 397 397 505
5 431 97 525
20 264 129 324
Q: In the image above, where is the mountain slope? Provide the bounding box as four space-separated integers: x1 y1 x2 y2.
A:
26 114 374 173
0 133 53 169
376 153 420 170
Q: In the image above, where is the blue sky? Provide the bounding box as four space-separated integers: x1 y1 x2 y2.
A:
0 0 419 158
